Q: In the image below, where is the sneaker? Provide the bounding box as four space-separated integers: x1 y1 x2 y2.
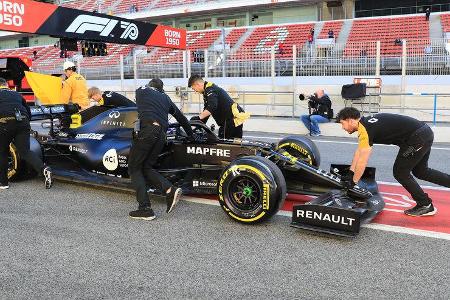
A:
166 187 182 213
311 132 322 137
0 185 9 190
43 166 53 189
404 204 437 217
129 207 156 220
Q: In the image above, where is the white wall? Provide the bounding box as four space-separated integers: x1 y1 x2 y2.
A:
272 5 318 24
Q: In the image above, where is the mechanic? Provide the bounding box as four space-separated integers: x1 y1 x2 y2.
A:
128 78 194 220
300 89 333 137
188 74 250 139
87 87 136 108
336 107 450 217
0 77 52 190
60 61 89 110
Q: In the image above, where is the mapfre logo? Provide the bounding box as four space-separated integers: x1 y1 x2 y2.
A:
65 15 139 40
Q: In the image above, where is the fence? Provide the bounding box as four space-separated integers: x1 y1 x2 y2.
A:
30 37 450 80
112 89 450 123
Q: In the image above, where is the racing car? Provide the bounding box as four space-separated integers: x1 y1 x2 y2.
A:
8 104 384 237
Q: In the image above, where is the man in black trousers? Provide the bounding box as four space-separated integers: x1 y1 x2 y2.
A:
128 78 194 220
337 107 450 217
0 77 52 189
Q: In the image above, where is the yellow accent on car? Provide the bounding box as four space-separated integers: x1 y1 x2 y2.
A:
70 113 82 129
228 211 266 222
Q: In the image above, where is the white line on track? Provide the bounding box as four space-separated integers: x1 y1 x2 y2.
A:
183 196 450 241
244 135 450 151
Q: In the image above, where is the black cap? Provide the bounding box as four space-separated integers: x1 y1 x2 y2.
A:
148 78 164 92
188 74 203 87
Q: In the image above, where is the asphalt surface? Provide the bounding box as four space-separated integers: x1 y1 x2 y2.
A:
2 131 450 299
1 179 450 299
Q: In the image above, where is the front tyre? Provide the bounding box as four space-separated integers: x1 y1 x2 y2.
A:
218 156 286 224
277 136 320 167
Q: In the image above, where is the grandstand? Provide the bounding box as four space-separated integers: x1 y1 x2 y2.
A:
1 0 450 79
10 12 443 75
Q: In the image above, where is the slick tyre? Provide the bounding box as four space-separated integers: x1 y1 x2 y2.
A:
8 143 23 181
218 156 286 224
277 136 320 167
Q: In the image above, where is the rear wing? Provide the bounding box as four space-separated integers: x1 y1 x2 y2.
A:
30 104 79 121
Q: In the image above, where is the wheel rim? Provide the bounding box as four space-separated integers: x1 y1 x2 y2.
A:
228 175 261 212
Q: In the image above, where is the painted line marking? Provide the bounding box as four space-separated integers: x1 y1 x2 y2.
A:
244 135 450 151
378 180 450 191
183 196 450 241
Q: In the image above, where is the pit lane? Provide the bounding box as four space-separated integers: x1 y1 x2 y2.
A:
1 179 449 299
1 133 449 298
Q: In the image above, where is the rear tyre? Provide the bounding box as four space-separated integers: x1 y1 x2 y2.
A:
218 156 286 223
8 144 23 181
277 136 320 167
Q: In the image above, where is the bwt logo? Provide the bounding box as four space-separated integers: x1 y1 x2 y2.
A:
65 15 139 40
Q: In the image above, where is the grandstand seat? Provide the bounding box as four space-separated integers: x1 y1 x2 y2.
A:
344 16 430 57
237 23 314 59
441 14 450 33
318 21 343 39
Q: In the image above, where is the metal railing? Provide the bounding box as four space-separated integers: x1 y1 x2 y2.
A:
113 89 450 124
31 38 450 79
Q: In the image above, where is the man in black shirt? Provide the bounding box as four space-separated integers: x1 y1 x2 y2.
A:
300 89 333 136
336 107 450 217
128 78 194 220
0 77 52 189
88 87 136 107
188 74 249 139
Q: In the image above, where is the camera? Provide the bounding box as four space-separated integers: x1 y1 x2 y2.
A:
299 93 316 109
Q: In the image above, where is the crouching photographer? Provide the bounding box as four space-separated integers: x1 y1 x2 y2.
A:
299 89 333 137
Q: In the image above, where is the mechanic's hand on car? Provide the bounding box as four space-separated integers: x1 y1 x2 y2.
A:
341 170 356 190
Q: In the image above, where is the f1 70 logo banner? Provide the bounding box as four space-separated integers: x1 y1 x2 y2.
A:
0 0 186 49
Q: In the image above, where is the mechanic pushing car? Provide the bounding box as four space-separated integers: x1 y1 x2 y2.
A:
0 77 52 190
60 61 89 110
87 87 136 108
337 107 450 217
188 74 250 139
128 78 195 220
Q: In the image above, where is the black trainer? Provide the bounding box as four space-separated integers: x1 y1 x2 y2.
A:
166 187 182 213
43 166 53 189
404 204 437 217
129 207 156 220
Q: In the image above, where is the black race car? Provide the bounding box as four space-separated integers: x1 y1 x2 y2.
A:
8 104 384 237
